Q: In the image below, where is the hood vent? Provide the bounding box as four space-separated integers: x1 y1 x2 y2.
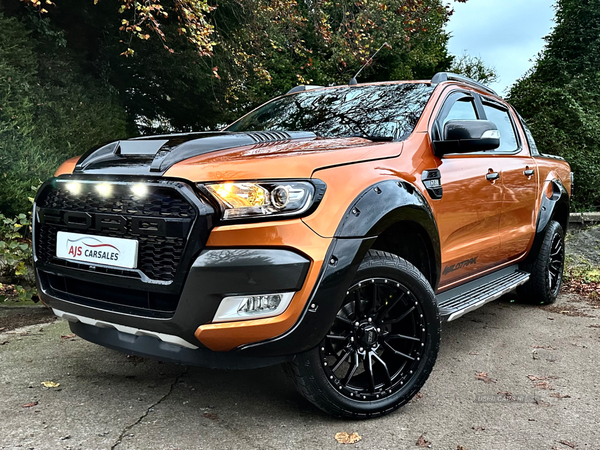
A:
73 131 316 176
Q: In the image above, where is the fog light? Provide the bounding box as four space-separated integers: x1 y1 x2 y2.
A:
213 292 295 323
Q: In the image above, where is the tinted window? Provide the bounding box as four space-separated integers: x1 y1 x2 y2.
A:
483 104 518 152
226 83 435 141
521 121 540 156
443 98 478 126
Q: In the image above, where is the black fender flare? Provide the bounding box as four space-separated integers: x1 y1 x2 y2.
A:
336 179 441 289
237 180 440 357
525 178 570 264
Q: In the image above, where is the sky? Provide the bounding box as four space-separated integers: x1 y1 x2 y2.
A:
446 0 557 96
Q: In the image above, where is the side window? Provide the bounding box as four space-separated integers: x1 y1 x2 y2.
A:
434 93 478 140
443 98 478 126
482 104 519 152
521 120 541 156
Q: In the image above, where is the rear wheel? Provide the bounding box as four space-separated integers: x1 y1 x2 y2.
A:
518 220 565 305
285 251 440 418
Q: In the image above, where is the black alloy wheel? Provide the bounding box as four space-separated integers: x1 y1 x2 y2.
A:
518 220 565 305
321 278 426 401
285 251 440 418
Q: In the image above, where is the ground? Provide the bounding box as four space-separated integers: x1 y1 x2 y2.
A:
1 228 599 450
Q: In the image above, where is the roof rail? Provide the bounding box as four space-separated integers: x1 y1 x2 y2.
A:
431 72 498 97
286 85 325 95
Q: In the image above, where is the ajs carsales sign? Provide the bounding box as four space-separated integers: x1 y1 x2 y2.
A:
56 231 138 269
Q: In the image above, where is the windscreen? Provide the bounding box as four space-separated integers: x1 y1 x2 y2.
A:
225 83 434 141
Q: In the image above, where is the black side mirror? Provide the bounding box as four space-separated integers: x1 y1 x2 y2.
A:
433 120 500 155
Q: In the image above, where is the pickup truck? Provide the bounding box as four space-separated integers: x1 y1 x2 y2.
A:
33 72 572 418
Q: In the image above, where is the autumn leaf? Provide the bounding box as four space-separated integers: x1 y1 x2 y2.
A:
416 435 431 448
475 372 496 384
41 381 60 388
60 334 76 339
334 432 362 444
22 401 39 408
558 440 576 448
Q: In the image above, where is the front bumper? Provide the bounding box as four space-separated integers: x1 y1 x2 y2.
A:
37 247 311 348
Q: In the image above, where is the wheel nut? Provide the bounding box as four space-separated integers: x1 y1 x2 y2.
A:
355 322 360 327
377 328 381 332
350 337 355 342
368 317 372 322
359 347 364 352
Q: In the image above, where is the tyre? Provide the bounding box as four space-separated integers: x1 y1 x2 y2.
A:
285 250 441 419
517 220 565 305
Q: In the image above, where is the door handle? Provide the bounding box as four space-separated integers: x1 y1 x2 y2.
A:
524 169 535 177
486 172 500 181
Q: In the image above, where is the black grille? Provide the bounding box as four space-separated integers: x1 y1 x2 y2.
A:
35 181 197 282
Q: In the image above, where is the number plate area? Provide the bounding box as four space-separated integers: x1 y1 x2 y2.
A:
56 231 138 269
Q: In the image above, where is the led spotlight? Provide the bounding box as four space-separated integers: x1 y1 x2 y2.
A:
131 183 148 198
64 181 82 195
95 182 113 197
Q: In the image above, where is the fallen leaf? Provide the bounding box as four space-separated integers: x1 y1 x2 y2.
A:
527 375 558 381
22 401 38 408
41 381 60 388
532 345 556 350
203 412 218 420
334 432 362 444
60 334 76 339
533 398 551 407
0 341 8 345
559 440 576 448
468 352 479 355
534 381 554 390
550 393 571 399
416 435 431 447
457 446 469 450
475 372 496 384
472 426 485 431
588 324 600 329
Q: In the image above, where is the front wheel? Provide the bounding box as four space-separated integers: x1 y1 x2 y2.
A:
285 251 440 419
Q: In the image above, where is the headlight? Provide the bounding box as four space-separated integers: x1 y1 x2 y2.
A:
203 181 320 220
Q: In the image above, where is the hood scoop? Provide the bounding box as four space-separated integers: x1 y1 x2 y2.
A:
73 131 316 175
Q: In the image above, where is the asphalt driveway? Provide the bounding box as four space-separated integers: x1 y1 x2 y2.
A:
1 292 599 450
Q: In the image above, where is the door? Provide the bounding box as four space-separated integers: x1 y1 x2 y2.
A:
431 91 504 287
480 101 538 262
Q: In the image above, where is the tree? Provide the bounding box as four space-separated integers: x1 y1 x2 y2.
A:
450 52 498 85
508 0 600 211
9 0 466 132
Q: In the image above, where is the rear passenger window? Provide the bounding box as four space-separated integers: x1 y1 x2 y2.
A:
482 104 518 152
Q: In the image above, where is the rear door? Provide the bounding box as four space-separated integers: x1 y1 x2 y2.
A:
479 99 538 263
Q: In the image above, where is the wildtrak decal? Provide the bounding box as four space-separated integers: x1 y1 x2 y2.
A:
443 257 478 276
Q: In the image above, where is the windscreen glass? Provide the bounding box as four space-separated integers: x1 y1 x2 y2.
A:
226 83 434 141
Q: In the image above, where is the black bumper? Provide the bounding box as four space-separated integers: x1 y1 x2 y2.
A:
38 248 310 350
69 321 291 369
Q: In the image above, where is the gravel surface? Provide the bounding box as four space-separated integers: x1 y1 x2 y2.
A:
1 293 599 450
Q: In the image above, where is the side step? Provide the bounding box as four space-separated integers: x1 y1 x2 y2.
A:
436 266 530 322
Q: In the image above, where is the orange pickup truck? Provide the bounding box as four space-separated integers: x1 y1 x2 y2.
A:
33 72 572 418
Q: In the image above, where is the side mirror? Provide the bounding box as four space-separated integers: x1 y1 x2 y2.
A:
433 120 500 155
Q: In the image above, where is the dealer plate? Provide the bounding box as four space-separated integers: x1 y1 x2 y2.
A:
56 231 138 269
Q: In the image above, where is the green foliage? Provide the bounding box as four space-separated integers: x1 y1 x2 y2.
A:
508 0 600 211
0 11 130 216
0 210 36 302
450 52 498 85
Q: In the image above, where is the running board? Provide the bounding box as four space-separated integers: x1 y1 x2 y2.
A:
436 266 530 322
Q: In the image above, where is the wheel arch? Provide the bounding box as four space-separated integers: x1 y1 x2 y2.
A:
335 180 441 290
525 178 570 264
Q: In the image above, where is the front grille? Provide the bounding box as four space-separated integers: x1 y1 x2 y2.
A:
35 180 197 282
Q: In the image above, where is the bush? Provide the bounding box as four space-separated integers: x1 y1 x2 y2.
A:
0 12 129 216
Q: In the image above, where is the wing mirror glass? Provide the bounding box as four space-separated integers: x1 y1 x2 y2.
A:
433 120 500 155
